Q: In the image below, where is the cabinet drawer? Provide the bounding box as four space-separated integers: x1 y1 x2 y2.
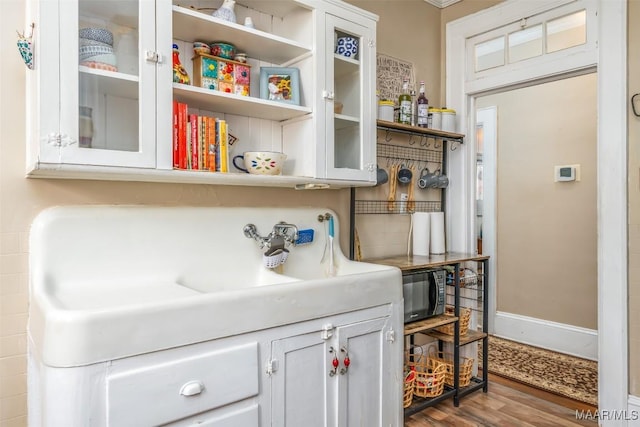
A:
107 342 259 426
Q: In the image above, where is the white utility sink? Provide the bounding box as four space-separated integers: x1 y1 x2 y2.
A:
29 206 401 367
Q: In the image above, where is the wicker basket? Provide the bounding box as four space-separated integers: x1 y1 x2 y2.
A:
435 305 471 336
405 349 447 398
427 348 474 387
403 371 416 408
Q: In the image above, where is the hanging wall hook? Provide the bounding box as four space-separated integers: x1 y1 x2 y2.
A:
16 23 35 70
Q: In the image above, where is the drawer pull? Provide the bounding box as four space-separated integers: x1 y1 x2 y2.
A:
180 381 205 397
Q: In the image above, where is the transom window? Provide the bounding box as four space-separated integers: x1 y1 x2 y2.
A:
469 5 591 75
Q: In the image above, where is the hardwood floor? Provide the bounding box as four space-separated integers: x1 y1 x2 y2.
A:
405 374 598 426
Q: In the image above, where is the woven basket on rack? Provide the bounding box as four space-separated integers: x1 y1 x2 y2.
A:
435 305 471 336
403 371 416 408
405 349 447 398
427 348 474 387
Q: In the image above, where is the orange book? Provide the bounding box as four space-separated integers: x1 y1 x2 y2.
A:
189 114 198 170
207 117 217 171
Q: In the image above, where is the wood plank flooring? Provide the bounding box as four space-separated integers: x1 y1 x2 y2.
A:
405 375 598 426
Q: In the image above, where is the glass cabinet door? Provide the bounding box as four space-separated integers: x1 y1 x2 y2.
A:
324 14 375 182
39 0 156 168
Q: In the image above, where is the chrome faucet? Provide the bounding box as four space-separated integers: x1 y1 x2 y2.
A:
243 222 299 250
244 222 299 269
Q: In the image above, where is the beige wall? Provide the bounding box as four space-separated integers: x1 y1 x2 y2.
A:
347 0 443 107
477 75 598 329
628 0 640 397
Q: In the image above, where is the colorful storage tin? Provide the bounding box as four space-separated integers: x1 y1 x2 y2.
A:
192 53 250 97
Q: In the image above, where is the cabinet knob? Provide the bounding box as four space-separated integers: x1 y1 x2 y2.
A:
179 380 205 397
321 323 334 340
322 90 335 100
45 133 76 147
145 50 162 63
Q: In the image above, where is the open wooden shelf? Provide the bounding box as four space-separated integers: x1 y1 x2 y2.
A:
424 329 488 346
403 314 457 335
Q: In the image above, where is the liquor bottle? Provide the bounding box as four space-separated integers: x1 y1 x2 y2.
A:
398 79 411 125
410 88 417 126
417 81 429 128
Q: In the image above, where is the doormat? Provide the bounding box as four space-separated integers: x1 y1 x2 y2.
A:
479 336 598 407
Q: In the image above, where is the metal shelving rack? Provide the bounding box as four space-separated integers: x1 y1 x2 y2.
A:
403 257 489 415
349 122 489 416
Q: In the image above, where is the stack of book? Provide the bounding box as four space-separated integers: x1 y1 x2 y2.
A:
173 101 230 172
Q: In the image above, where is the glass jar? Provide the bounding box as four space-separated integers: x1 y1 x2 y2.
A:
429 107 442 130
378 100 394 122
441 108 457 132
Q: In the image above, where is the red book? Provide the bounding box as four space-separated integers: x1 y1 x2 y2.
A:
178 103 188 169
172 101 179 169
199 116 206 170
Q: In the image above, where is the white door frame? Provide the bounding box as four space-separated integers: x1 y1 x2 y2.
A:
446 0 628 420
475 106 497 334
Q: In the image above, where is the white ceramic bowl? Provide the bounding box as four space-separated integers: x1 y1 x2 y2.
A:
79 28 114 46
233 151 287 175
79 44 114 62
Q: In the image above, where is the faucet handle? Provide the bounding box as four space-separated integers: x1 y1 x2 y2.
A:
273 222 299 246
243 224 258 239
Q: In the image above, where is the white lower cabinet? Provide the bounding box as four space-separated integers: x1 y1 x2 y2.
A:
28 305 402 427
270 317 394 427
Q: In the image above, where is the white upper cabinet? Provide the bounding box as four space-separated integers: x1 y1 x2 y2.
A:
26 0 378 188
31 0 157 168
324 13 376 182
283 3 377 183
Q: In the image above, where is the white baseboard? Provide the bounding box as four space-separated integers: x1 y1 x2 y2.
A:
628 395 640 426
494 311 597 360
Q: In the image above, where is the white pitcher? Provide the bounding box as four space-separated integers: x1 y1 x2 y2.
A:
212 0 237 23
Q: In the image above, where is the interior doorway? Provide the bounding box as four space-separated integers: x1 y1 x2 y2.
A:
474 74 598 357
447 0 628 414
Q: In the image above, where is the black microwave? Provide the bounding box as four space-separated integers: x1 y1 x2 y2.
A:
402 269 446 323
